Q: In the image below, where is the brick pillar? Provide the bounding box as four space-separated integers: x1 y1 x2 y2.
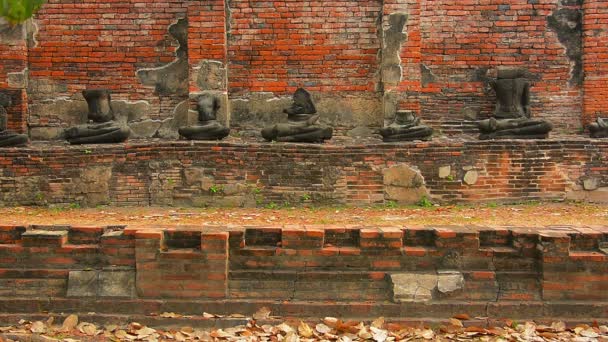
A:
135 229 229 299
0 20 29 134
582 0 608 126
187 0 230 125
381 0 422 122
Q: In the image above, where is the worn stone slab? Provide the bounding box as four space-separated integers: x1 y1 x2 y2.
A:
391 271 465 303
67 271 98 297
99 269 136 298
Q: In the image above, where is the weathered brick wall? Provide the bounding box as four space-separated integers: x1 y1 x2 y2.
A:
226 0 384 132
0 21 28 90
582 0 608 126
1 0 607 137
0 140 605 207
24 0 190 139
227 0 381 95
412 0 584 132
0 21 29 134
0 224 605 320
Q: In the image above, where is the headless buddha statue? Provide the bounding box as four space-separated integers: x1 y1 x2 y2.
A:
0 93 28 147
588 117 608 138
65 89 130 145
478 69 552 140
261 88 333 143
179 93 230 141
378 110 433 142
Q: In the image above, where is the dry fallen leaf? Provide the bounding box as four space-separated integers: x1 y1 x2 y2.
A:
202 312 217 318
61 314 78 332
370 326 388 342
30 321 45 334
449 318 464 327
420 329 435 339
298 321 314 338
77 322 97 336
323 317 338 327
316 323 332 334
160 312 180 318
253 306 272 320
371 317 385 329
284 331 300 342
580 328 599 338
453 313 471 321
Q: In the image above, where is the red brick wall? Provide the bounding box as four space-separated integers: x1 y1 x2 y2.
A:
227 0 382 95
26 0 189 126
0 224 606 319
0 22 29 133
0 140 605 206
582 0 608 126
412 0 583 131
1 0 608 135
0 24 27 89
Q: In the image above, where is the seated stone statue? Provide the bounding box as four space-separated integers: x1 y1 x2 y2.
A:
0 93 28 147
179 93 230 140
379 110 433 142
65 89 130 145
588 117 608 138
478 69 552 140
261 88 333 143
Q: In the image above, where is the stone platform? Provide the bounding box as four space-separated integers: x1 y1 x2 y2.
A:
0 138 606 207
0 224 606 322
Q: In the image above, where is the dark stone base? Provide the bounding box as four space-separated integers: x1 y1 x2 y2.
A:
479 133 550 140
590 131 608 138
261 126 333 143
380 127 434 142
178 126 230 141
66 127 131 145
0 133 28 147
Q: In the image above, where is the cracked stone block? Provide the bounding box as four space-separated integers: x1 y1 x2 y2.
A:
99 269 135 297
438 166 451 179
464 171 479 185
390 271 465 303
390 273 437 303
437 271 465 294
583 177 600 191
67 270 98 297
383 164 430 204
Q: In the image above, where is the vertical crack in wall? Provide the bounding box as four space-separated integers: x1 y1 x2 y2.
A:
137 18 189 96
380 12 408 121
547 3 583 86
381 13 408 87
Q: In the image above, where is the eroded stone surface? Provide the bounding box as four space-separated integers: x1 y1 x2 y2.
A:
438 166 451 179
99 269 135 297
129 120 162 138
390 271 465 303
464 170 479 185
195 60 227 91
381 13 407 86
383 164 430 204
68 269 135 298
437 271 465 294
67 271 98 297
137 18 188 96
583 177 600 191
390 273 436 303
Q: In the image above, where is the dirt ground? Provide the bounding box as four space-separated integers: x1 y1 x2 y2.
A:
0 202 605 228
